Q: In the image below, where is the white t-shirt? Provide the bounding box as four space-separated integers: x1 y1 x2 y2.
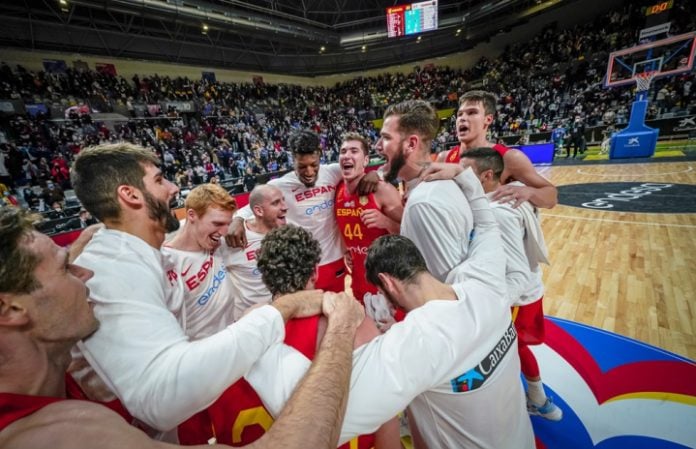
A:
220 223 272 321
73 228 286 432
236 164 344 265
401 178 474 282
246 168 534 448
488 195 532 307
161 246 237 339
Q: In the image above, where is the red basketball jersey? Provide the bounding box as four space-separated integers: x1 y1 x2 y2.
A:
445 143 509 163
0 374 132 432
335 181 389 304
178 316 375 448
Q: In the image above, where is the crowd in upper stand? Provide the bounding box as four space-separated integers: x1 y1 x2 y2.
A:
1 0 695 216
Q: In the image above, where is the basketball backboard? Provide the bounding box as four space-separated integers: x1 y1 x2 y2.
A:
605 31 695 88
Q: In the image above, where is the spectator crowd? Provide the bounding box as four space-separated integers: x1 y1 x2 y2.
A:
1 0 695 220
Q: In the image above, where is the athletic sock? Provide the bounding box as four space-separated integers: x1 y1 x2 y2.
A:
527 379 548 406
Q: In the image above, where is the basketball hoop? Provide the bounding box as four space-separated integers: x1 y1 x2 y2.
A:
635 71 657 92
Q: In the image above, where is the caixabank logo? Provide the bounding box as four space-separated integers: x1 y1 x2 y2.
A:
557 182 696 213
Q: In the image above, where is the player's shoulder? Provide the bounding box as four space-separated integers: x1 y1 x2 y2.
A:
0 400 124 449
502 148 534 168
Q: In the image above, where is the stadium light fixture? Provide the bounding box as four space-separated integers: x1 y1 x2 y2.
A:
202 24 209 35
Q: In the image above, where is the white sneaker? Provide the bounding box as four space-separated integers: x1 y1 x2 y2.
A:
527 396 563 421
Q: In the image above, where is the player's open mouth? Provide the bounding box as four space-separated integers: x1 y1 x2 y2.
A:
278 214 287 224
457 125 469 134
209 235 221 246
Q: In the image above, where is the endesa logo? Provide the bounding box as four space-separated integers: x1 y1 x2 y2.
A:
349 246 368 256
197 268 227 306
305 199 335 216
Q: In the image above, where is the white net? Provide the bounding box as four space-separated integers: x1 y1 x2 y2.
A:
635 72 656 92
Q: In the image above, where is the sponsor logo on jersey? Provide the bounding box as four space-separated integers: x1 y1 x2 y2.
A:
450 322 516 393
196 268 227 306
349 246 368 255
305 199 335 216
294 185 336 203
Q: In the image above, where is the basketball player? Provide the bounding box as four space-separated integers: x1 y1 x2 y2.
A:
69 143 328 435
178 225 401 449
335 132 403 328
223 184 288 320
161 183 238 339
458 148 562 421
246 164 534 448
459 148 532 307
0 206 366 449
438 90 557 209
376 99 473 282
227 130 379 293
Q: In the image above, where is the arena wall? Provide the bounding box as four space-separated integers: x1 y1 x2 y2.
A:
0 0 623 88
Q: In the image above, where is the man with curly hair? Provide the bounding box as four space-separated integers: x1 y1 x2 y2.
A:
0 207 367 449
68 143 344 438
180 224 402 449
246 164 534 449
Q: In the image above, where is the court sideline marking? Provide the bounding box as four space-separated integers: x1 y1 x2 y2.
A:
575 166 693 177
540 213 696 229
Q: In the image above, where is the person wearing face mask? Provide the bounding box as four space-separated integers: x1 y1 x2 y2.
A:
42 180 65 206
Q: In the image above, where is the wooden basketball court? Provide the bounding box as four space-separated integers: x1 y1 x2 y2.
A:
536 161 696 359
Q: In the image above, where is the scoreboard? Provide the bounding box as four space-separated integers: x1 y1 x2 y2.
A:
387 1 438 38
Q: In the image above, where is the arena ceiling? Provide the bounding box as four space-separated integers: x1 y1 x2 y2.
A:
0 0 572 76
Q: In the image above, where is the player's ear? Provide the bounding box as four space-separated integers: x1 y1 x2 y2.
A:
484 114 494 127
116 185 143 209
406 135 419 154
377 273 397 295
0 293 31 328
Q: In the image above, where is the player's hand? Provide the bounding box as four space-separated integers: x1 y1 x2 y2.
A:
322 292 365 331
357 170 380 195
225 217 247 248
419 162 463 182
491 184 531 208
344 251 353 273
360 208 390 230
